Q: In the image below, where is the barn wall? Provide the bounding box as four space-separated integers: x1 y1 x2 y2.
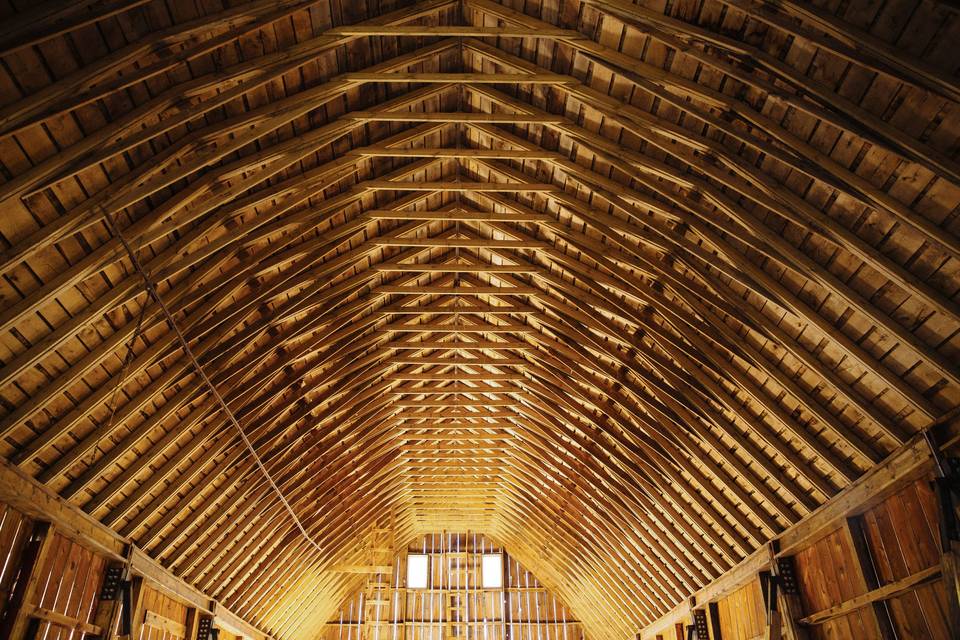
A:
714 581 765 640
692 477 952 640
795 479 950 640
0 498 206 640
0 501 109 638
138 582 191 640
321 533 586 640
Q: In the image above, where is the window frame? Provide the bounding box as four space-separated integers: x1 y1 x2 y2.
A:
481 552 504 589
406 553 429 589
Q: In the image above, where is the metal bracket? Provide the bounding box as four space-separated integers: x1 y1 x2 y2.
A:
98 565 125 601
692 609 709 639
776 556 799 595
197 615 213 640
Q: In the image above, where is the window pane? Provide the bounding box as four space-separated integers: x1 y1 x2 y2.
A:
407 554 429 589
481 553 503 588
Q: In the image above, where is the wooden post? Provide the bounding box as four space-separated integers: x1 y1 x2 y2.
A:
90 561 128 640
184 608 201 640
126 577 146 640
841 516 897 639
706 602 722 640
759 570 780 640
0 521 56 640
769 544 808 640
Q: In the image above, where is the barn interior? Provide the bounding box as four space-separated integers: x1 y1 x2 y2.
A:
0 0 959 639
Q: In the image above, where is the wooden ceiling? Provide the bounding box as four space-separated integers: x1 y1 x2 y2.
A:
0 0 958 638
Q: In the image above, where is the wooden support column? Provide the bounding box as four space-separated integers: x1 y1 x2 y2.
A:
90 561 128 640
184 608 202 640
769 545 808 640
759 569 780 640
706 602 722 640
124 577 146 640
841 516 897 639
0 521 56 640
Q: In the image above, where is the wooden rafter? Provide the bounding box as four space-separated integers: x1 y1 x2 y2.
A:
0 0 956 639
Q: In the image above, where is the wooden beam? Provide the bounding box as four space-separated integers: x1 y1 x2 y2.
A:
707 602 722 640
385 373 523 381
372 238 543 248
641 431 944 637
376 286 536 295
391 410 519 418
401 453 510 460
385 341 533 349
378 303 535 314
777 434 937 555
394 420 515 426
90 562 126 640
342 72 575 84
31 606 103 636
144 611 186 637
365 181 553 192
394 400 520 407
389 384 526 394
798 565 941 625
326 26 572 37
348 111 564 123
213 601 272 640
0 457 124 559
328 564 394 574
399 434 512 441
373 263 539 273
933 461 960 631
380 322 532 333
770 551 806 640
355 150 555 160
385 357 527 366
184 609 201 640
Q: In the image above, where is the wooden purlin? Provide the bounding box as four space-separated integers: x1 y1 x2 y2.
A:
0 0 957 639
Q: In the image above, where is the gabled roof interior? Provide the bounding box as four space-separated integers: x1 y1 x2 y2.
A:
0 0 958 638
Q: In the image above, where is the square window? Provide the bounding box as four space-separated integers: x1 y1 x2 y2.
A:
481 553 503 588
407 554 429 588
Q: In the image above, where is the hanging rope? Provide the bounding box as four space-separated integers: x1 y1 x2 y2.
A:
99 206 324 555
